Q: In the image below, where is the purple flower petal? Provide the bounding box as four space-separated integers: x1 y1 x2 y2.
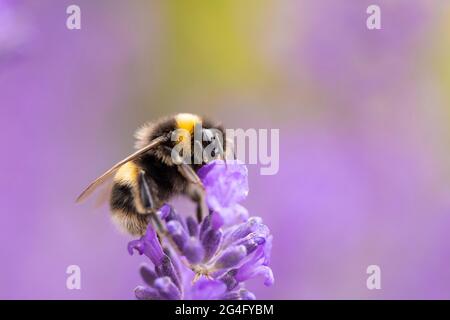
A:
239 289 256 300
239 265 274 287
127 224 164 266
134 286 161 300
214 245 247 270
155 255 181 290
263 235 273 265
182 237 205 264
222 289 256 300
163 205 185 228
241 237 266 255
235 257 274 287
190 278 227 300
216 204 249 227
198 160 249 212
154 277 181 300
218 269 239 291
166 220 188 251
186 216 199 237
221 288 255 300
158 204 172 220
199 214 211 241
224 217 263 246
139 264 157 286
210 211 224 230
201 228 222 261
221 291 240 300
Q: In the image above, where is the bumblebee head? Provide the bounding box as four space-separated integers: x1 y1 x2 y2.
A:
134 113 228 167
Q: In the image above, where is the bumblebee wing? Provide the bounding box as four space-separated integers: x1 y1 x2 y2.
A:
93 179 114 208
76 135 169 203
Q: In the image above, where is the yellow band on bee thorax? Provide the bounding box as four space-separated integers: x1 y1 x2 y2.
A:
114 161 139 186
175 113 201 133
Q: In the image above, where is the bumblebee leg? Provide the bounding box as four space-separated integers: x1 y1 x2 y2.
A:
138 170 154 211
177 163 204 187
196 202 204 222
149 210 165 236
186 184 207 222
137 170 166 236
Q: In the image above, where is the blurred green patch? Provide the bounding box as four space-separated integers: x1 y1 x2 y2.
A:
433 5 450 102
160 0 269 96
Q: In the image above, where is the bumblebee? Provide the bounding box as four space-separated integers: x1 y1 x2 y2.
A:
76 113 229 236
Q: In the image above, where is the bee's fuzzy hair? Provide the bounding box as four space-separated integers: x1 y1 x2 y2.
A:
111 209 149 236
133 117 176 166
134 122 156 150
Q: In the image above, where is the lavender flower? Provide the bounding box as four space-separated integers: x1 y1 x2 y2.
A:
128 160 274 300
198 160 249 226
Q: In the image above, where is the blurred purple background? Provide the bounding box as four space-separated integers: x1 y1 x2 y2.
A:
1 0 450 299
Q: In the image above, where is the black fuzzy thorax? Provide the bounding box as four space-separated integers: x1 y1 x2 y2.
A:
137 152 187 206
